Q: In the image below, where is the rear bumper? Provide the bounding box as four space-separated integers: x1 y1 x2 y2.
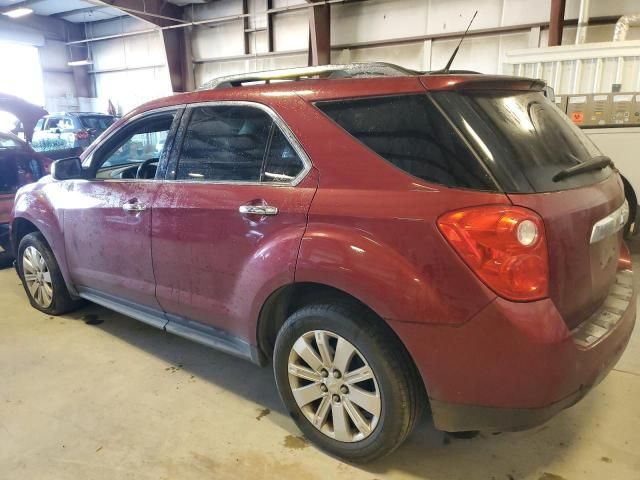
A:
390 269 636 432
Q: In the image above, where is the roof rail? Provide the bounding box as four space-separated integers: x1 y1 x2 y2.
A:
199 62 420 90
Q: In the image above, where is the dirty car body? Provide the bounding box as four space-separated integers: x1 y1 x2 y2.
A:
10 64 635 461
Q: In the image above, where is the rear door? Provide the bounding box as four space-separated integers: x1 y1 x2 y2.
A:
434 89 624 328
152 102 316 339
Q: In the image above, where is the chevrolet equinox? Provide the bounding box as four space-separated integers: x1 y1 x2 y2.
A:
10 63 636 462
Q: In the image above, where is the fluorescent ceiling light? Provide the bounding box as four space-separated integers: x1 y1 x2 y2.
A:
67 59 93 66
3 8 33 18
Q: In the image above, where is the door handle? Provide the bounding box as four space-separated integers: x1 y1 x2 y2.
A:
122 200 147 212
239 205 278 216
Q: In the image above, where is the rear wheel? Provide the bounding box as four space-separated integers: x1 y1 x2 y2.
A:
18 232 81 315
273 302 423 463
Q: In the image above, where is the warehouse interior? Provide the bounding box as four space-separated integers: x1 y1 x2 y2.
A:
1 1 640 479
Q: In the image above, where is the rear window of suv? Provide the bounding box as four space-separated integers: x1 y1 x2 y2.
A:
432 90 611 193
316 95 496 190
79 115 115 132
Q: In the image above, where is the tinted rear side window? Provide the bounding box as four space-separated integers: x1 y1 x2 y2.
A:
316 95 495 190
433 91 610 193
177 106 272 182
262 128 305 183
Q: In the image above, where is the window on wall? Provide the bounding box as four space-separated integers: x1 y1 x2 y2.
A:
0 42 45 132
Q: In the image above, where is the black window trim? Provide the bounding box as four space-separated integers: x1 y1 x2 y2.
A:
313 92 502 192
166 100 312 187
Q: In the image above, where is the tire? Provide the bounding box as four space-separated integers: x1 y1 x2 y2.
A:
621 175 637 237
0 229 12 268
0 251 13 269
273 301 424 463
17 232 81 315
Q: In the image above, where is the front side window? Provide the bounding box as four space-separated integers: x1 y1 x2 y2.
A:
92 111 176 179
176 105 305 183
316 94 495 190
0 155 44 194
0 158 19 194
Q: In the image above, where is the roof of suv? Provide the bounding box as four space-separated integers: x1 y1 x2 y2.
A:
127 62 544 118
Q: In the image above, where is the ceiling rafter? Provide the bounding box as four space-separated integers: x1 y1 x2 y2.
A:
90 0 185 27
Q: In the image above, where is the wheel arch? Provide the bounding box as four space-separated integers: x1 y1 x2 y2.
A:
11 217 41 257
256 281 428 400
11 215 78 297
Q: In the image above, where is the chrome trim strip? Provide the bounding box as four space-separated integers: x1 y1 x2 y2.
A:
590 200 629 244
239 205 278 215
199 62 414 90
571 269 633 348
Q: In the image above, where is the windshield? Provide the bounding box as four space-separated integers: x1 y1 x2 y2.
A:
432 90 611 193
79 116 115 132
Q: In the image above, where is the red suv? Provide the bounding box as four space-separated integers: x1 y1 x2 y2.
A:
9 64 636 462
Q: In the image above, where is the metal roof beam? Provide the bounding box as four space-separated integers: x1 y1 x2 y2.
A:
93 0 185 27
51 6 108 19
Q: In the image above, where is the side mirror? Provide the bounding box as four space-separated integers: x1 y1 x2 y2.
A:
51 157 83 180
543 85 556 102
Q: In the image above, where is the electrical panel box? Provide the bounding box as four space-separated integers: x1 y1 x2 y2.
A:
587 94 612 126
565 92 640 127
567 95 588 126
554 95 568 114
611 94 640 126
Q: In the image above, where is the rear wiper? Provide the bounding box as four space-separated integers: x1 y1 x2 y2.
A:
552 155 613 182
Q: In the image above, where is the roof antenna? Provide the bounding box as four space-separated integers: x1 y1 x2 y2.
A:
442 11 478 73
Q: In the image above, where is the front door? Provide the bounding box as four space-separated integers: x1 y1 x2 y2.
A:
152 103 317 339
63 108 180 313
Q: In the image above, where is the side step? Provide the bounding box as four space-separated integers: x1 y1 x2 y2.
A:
77 287 261 364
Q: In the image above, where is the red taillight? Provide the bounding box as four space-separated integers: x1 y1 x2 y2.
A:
74 130 90 140
437 205 549 301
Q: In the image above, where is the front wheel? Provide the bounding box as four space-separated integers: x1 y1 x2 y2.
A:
18 232 81 315
273 302 423 463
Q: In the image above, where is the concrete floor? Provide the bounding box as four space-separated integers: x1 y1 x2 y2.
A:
1 251 640 480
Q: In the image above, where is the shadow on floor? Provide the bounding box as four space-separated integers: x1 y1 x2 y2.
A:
61 301 588 480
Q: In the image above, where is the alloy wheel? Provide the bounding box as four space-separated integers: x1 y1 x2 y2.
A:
287 330 381 442
22 246 53 308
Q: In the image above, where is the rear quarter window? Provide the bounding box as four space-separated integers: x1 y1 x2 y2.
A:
315 94 496 190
